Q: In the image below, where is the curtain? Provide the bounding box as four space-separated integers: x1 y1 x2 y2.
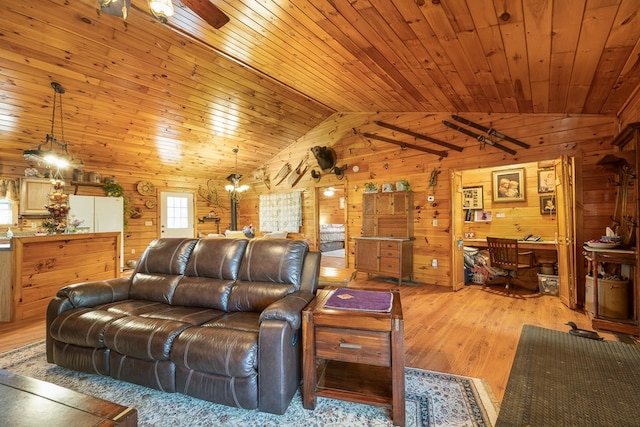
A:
259 191 302 232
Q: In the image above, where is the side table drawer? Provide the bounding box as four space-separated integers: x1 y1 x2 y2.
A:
315 326 391 366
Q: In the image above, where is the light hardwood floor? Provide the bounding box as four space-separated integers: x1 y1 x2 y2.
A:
0 273 628 404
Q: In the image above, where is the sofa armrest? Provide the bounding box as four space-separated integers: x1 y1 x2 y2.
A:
57 277 132 308
259 290 315 330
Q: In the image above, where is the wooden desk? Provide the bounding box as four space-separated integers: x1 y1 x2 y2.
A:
0 369 137 426
464 238 557 251
302 288 405 426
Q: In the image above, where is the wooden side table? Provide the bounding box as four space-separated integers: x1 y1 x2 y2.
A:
302 288 405 426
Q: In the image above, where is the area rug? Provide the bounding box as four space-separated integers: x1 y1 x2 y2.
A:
496 324 640 427
1 341 497 426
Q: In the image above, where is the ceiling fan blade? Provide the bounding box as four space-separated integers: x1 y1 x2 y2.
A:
181 0 230 29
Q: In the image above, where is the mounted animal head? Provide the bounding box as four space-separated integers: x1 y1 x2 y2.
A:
311 146 337 172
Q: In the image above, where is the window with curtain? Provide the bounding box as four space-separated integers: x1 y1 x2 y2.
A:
259 192 302 232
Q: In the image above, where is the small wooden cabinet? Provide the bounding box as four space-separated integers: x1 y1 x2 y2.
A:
19 178 52 215
362 192 413 238
357 191 414 285
354 238 413 285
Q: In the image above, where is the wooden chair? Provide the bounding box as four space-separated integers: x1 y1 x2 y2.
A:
486 237 535 293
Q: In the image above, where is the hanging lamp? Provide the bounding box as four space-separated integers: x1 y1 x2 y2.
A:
225 148 250 203
23 82 78 170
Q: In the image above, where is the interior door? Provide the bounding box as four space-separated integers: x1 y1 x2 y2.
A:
160 191 195 238
451 170 465 291
316 183 347 267
555 156 577 308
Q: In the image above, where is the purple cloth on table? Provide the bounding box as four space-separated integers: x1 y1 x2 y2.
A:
323 288 393 312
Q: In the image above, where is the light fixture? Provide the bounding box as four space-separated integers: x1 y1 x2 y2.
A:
97 0 131 19
148 0 174 23
23 82 78 171
323 187 335 197
225 148 250 203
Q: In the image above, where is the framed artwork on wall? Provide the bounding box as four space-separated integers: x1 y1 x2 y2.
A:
540 196 556 214
538 169 555 193
474 210 492 222
492 168 525 202
462 186 483 209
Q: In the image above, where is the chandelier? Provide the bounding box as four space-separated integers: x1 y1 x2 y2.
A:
97 0 173 23
23 82 77 170
225 148 249 202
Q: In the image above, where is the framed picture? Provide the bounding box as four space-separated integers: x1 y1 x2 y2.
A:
538 169 555 193
474 210 492 222
540 196 556 214
462 186 483 209
492 168 525 202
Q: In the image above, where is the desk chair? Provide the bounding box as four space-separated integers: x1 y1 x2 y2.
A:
486 237 536 293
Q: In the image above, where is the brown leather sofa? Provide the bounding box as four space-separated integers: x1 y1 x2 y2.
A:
46 237 320 415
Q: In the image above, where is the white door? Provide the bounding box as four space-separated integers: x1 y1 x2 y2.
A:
160 191 195 238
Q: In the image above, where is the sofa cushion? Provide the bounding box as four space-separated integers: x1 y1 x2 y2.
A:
140 305 225 325
171 277 234 311
104 316 191 361
228 282 296 312
237 239 308 286
98 300 168 316
136 238 198 276
49 308 125 348
171 325 258 377
129 273 183 304
184 238 247 280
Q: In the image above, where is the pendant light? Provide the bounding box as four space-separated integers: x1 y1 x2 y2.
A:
148 0 174 23
225 148 250 203
23 82 78 170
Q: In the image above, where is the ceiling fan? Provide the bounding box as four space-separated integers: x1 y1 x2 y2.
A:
98 0 230 29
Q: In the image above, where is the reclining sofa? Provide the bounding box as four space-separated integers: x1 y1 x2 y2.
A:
46 237 320 414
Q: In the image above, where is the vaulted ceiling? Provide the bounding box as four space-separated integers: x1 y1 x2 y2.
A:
2 0 640 179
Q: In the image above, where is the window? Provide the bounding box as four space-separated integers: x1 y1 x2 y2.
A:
166 196 188 229
0 200 13 225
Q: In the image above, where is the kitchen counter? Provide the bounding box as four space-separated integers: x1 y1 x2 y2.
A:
1 232 121 322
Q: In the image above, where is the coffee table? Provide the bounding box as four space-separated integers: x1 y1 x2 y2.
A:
302 287 405 426
0 369 137 426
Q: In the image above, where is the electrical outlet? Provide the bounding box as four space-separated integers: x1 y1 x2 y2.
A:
145 221 153 226
431 259 438 268
131 248 135 254
432 219 438 227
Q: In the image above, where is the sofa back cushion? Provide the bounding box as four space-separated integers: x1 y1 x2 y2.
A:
184 238 248 279
130 238 198 303
171 238 249 310
228 239 308 312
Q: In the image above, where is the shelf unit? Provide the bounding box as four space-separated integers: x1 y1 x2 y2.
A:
356 191 414 285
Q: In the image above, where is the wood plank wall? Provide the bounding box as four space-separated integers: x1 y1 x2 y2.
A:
3 108 637 287
238 112 624 287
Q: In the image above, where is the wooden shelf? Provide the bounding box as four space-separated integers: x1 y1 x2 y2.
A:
70 181 103 195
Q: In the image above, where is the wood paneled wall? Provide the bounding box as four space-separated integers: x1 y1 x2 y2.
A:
3 109 634 286
238 111 623 286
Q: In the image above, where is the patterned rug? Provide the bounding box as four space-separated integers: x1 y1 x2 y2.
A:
1 341 498 426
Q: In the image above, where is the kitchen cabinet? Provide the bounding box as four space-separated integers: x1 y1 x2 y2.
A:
19 178 52 215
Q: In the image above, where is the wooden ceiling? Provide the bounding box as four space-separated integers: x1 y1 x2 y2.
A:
2 0 640 179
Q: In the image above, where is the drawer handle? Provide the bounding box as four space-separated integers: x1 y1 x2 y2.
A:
339 343 362 349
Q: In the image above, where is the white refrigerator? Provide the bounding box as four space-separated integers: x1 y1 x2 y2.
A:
68 195 124 268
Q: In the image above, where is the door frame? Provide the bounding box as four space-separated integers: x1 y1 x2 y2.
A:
159 190 196 238
314 176 349 267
